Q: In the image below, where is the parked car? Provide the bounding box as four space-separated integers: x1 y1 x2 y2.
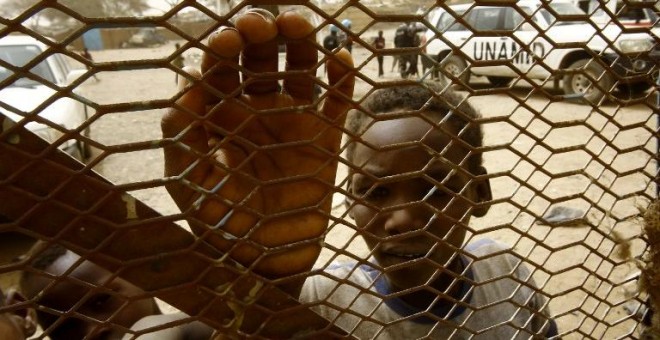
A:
0 35 91 160
583 0 659 28
424 0 657 103
121 28 167 48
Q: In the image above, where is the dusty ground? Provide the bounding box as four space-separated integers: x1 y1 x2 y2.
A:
1 30 655 338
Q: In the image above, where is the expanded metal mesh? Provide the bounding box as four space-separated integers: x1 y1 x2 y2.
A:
0 0 658 339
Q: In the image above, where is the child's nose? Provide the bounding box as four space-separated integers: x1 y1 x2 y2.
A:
383 204 429 235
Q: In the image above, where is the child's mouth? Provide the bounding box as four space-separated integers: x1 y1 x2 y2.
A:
380 245 429 260
388 252 425 259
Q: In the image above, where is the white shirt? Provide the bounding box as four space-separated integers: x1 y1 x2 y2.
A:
301 239 558 339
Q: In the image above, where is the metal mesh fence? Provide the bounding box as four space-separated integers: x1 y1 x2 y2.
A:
0 0 658 339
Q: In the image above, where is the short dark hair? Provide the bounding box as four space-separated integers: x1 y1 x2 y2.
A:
345 83 484 172
19 242 68 298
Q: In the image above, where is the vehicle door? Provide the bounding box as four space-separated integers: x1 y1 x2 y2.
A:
508 6 552 79
426 7 470 57
461 6 511 77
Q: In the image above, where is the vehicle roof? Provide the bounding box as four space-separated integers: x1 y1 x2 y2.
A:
439 0 576 11
0 35 48 47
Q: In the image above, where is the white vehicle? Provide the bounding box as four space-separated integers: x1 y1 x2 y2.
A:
424 0 657 103
580 0 659 28
0 35 90 159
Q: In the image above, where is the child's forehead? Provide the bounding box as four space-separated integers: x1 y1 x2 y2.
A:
361 116 459 148
47 252 107 283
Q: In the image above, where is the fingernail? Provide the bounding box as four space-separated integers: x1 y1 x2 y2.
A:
219 26 238 33
245 8 276 22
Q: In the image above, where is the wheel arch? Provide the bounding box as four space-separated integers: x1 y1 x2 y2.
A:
435 49 454 63
559 50 603 70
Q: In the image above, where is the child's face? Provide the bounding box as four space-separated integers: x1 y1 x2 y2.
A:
29 251 159 339
349 116 490 291
0 290 35 340
0 312 26 340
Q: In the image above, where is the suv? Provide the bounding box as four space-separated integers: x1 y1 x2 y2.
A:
424 0 657 103
584 0 659 28
121 28 167 48
0 35 91 159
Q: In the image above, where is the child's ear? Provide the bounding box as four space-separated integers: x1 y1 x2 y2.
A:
6 289 37 337
471 165 492 218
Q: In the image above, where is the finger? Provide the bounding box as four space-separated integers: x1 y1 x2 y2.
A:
322 48 355 120
201 27 243 101
162 68 212 206
277 11 318 100
234 8 280 95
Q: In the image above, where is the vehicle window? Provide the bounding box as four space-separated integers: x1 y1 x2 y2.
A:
436 10 467 32
51 54 72 83
548 3 585 15
616 5 648 23
504 8 525 30
0 45 55 87
542 3 585 25
467 8 502 31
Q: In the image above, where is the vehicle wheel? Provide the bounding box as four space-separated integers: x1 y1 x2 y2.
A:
76 140 91 161
440 55 470 84
562 59 614 104
487 76 513 87
616 81 652 99
77 106 93 161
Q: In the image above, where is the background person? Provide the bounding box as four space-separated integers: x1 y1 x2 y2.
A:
0 287 36 340
373 30 386 77
19 242 163 339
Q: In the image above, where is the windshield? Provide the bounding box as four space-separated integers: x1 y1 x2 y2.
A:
536 3 585 25
0 44 55 87
549 3 585 15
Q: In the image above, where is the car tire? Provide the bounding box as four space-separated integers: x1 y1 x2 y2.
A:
487 76 513 87
439 55 470 85
563 59 613 104
75 140 91 161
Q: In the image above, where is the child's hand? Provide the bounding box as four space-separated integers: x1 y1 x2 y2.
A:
162 9 355 278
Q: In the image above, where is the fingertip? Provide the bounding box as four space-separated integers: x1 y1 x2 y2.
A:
235 9 278 44
327 48 355 89
330 48 354 69
276 11 314 39
323 48 355 119
177 66 202 92
207 27 244 59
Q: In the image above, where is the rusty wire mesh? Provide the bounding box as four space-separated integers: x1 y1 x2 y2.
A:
0 0 658 339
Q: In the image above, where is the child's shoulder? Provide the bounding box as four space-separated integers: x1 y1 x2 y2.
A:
464 238 511 257
463 239 533 283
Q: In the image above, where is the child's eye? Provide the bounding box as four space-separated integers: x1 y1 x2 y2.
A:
365 186 389 200
86 293 112 310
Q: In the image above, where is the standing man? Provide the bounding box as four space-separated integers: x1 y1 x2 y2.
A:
323 26 340 52
373 30 386 77
394 23 415 78
339 19 353 53
323 26 340 75
172 43 185 84
81 48 99 82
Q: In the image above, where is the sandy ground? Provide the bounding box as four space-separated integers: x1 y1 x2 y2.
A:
1 35 655 338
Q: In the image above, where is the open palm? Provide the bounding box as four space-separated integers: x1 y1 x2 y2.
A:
162 10 354 278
